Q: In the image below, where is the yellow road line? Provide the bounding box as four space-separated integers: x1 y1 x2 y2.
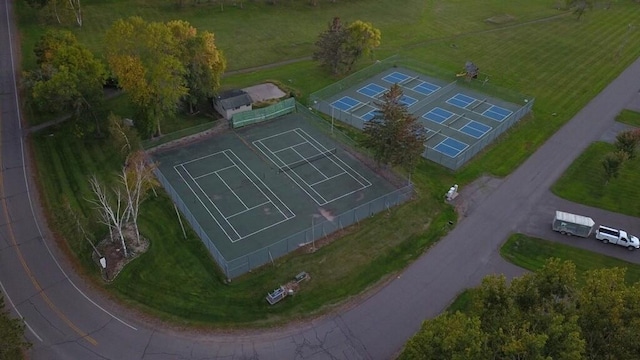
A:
0 126 98 347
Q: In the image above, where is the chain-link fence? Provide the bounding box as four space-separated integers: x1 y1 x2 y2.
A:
155 166 413 279
308 55 535 171
422 99 535 170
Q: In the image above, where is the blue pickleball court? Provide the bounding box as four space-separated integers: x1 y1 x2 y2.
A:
400 95 417 107
446 93 476 109
482 105 512 122
382 71 411 84
361 110 379 122
331 96 361 111
459 120 492 139
357 83 387 98
412 81 441 96
423 107 454 124
433 137 468 158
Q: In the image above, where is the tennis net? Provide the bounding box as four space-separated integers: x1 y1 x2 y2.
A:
278 148 337 173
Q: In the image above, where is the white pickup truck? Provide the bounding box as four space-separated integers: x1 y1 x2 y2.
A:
595 225 640 251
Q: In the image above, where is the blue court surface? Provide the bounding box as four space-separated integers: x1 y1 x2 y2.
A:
357 83 387 98
400 95 417 107
459 120 492 139
382 71 410 84
331 96 361 111
412 81 440 96
361 110 379 122
482 105 512 122
423 107 454 124
433 137 468 158
446 93 476 109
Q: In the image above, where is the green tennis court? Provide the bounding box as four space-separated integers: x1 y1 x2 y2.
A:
151 112 412 278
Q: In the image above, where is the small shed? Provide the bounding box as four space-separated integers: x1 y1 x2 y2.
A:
213 89 253 120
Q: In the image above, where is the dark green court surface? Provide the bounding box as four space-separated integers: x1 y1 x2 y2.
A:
152 112 412 278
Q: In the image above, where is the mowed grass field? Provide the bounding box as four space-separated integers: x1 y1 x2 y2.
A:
22 1 640 325
552 141 640 217
16 0 559 70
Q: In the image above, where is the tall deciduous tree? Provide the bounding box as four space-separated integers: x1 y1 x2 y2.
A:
106 17 188 137
343 20 381 73
24 30 106 134
167 20 226 113
362 84 426 171
578 268 640 360
313 17 381 75
0 294 31 359
106 17 226 137
400 258 640 359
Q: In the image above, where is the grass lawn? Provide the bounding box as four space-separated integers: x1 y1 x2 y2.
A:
616 109 640 127
552 142 640 217
23 1 640 325
501 234 640 285
33 118 457 326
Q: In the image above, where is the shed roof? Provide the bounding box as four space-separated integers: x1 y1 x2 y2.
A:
216 90 252 110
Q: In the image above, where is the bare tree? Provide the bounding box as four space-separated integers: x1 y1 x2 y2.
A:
88 176 129 257
121 151 158 245
67 0 82 26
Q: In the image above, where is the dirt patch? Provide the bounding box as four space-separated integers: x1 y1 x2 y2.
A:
93 224 149 281
243 83 287 103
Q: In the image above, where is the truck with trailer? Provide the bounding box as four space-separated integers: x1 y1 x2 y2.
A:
552 211 596 238
595 225 640 251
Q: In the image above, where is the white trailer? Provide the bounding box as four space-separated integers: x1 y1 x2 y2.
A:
552 211 595 238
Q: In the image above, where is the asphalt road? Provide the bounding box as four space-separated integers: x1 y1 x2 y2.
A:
1 0 640 358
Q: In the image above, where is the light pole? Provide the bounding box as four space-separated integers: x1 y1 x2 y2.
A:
331 104 334 135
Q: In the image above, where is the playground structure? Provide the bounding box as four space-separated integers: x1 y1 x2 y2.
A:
456 61 481 81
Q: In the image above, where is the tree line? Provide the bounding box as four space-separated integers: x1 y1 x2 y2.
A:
401 258 640 359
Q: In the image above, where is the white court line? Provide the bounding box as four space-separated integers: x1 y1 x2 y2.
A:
292 129 374 203
272 141 307 154
185 167 242 239
192 164 236 180
215 171 248 210
294 129 372 188
176 150 231 167
175 165 238 242
0 279 42 342
253 140 329 205
228 216 295 241
252 128 299 142
308 172 347 186
225 201 270 219
222 149 294 219
290 147 328 180
222 150 296 243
